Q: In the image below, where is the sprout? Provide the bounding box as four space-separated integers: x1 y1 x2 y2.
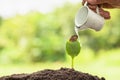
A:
66 35 81 68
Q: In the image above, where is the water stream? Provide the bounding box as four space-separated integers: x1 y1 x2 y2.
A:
74 26 82 46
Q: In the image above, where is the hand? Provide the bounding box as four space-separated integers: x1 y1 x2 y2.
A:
83 0 120 19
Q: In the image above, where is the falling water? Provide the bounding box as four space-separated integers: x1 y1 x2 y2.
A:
74 26 81 45
74 26 79 36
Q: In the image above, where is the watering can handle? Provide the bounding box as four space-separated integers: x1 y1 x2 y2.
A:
84 1 100 15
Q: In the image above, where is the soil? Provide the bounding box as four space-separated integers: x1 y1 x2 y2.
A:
0 68 105 80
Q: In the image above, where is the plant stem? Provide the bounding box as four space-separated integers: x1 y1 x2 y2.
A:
71 57 74 69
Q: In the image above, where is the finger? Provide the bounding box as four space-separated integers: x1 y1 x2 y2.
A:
100 9 111 19
88 4 97 10
102 3 115 8
86 0 108 4
95 9 110 19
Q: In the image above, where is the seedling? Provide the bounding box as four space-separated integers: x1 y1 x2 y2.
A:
66 35 81 69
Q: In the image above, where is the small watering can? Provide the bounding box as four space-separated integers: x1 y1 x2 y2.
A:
75 1 105 31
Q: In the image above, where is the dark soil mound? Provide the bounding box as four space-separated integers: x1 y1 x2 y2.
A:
0 68 105 80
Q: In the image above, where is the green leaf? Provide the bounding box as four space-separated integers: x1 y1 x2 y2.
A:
66 40 81 58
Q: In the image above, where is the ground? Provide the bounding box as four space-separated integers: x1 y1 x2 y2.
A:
0 68 105 80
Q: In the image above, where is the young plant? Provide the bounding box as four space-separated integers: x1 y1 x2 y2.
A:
66 35 81 69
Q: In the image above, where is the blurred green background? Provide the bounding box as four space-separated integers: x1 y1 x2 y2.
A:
0 1 120 80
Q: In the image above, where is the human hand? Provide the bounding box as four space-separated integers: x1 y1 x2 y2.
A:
82 0 120 19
